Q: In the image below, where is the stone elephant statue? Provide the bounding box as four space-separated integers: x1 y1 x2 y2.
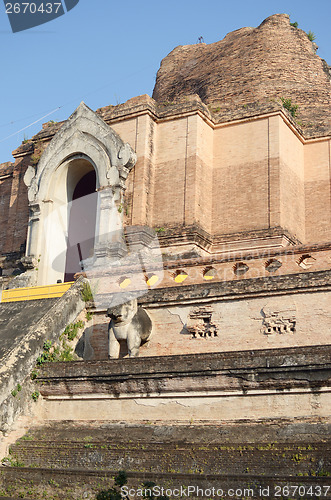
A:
107 299 152 358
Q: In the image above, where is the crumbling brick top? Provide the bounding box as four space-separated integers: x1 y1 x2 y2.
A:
0 161 14 176
152 14 331 138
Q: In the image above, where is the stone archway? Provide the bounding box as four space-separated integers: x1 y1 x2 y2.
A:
24 102 136 286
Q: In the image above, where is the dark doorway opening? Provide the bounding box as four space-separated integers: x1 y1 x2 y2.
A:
64 170 97 282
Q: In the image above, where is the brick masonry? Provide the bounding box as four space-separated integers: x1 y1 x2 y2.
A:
79 268 331 360
152 14 331 138
1 111 330 270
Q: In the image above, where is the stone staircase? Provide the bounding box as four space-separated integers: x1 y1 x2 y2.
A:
0 419 330 499
0 280 85 451
1 345 330 499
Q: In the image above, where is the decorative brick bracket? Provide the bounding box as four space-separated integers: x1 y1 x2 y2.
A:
186 306 218 339
261 303 296 335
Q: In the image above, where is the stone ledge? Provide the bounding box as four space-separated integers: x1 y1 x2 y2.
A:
37 345 331 399
138 270 331 306
1 467 330 497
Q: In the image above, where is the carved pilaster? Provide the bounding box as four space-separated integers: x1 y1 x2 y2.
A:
26 203 41 257
92 188 127 266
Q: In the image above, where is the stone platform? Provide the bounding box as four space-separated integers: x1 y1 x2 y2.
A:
37 345 331 422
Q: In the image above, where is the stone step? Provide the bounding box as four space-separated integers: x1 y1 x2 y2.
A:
11 418 331 444
8 439 330 476
5 420 331 476
1 420 330 499
1 468 331 500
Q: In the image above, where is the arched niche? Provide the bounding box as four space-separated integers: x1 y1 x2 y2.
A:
24 102 136 286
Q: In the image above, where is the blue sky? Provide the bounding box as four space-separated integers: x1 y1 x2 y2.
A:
0 0 330 163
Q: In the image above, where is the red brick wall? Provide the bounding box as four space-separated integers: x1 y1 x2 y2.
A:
0 159 29 255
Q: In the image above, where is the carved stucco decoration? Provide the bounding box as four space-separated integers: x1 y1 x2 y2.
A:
23 165 38 203
261 303 296 335
186 306 218 339
23 101 137 204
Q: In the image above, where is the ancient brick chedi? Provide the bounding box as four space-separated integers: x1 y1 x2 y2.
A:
153 13 331 138
0 14 330 498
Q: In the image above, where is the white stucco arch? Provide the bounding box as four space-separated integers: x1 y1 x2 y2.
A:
24 102 136 285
